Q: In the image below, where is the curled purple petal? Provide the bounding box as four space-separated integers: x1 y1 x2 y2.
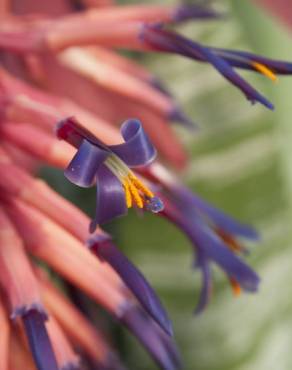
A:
90 166 127 231
87 235 172 336
173 4 223 23
22 310 59 370
172 185 259 240
110 119 156 167
120 305 181 370
65 140 109 187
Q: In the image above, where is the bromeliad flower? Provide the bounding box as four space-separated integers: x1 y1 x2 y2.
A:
56 116 164 229
139 25 292 110
142 163 260 313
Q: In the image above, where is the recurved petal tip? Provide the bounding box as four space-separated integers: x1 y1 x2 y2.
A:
120 305 181 370
88 235 173 337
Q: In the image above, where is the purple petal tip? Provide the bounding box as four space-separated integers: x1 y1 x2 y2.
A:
120 305 181 370
22 310 59 370
88 235 173 337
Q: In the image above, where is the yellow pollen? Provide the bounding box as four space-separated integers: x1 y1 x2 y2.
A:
252 62 278 82
129 174 154 198
128 181 144 208
123 180 132 208
229 278 241 297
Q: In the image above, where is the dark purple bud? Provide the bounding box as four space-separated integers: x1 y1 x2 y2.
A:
120 305 181 370
22 309 59 370
87 234 173 336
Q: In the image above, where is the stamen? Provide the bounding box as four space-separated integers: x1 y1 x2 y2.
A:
216 228 243 253
105 154 163 212
252 62 278 82
128 181 144 208
229 278 241 296
123 179 133 208
129 173 154 198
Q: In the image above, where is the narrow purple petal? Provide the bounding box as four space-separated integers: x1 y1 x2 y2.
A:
173 4 223 23
90 166 127 231
87 235 172 336
110 119 156 167
171 185 259 240
22 310 59 370
188 220 260 292
120 305 181 370
193 254 213 314
141 27 274 109
213 48 292 74
65 140 108 187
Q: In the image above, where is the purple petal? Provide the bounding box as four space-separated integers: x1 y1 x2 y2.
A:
65 140 109 187
193 254 213 314
188 220 260 292
173 4 223 23
171 185 259 240
87 235 172 336
110 119 156 167
22 310 59 370
213 48 292 75
140 27 274 109
120 305 181 370
90 166 127 230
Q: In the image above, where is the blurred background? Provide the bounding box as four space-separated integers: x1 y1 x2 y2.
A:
42 1 292 369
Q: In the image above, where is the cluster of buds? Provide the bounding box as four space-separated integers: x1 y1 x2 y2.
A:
1 1 292 370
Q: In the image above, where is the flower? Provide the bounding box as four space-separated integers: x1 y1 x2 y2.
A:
0 1 279 369
56 116 164 229
142 163 260 313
